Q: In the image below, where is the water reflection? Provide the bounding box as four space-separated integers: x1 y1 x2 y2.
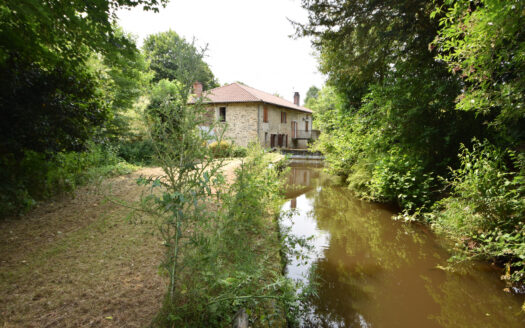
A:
282 164 525 328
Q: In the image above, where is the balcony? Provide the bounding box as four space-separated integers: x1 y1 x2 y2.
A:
292 129 320 140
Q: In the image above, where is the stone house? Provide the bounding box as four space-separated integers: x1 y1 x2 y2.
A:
192 82 315 149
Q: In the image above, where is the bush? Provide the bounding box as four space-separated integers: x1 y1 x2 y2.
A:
117 138 156 165
0 143 137 218
370 148 436 212
231 145 248 158
431 141 525 283
209 141 231 158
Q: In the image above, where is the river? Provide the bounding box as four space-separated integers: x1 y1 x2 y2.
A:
281 163 525 328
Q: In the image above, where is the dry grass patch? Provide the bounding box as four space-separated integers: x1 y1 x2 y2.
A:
0 168 166 328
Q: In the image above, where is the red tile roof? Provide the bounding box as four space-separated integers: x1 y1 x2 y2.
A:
193 83 312 113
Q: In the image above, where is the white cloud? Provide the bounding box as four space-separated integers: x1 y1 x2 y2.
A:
117 0 325 105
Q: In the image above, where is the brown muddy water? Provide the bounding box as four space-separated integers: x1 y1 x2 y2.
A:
281 164 525 328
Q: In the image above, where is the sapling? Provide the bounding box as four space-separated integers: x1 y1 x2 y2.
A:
139 79 227 304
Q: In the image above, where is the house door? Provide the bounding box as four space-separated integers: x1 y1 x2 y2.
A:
291 121 297 138
270 134 276 148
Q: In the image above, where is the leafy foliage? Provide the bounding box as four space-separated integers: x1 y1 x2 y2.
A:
432 0 525 140
0 0 168 67
117 138 156 165
89 29 153 141
298 0 482 205
304 86 320 107
208 141 232 157
0 62 108 155
0 1 160 155
370 147 436 211
143 30 218 89
0 143 136 217
295 0 443 104
431 141 525 283
0 1 159 216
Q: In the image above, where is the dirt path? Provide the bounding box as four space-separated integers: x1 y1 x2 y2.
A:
0 159 242 327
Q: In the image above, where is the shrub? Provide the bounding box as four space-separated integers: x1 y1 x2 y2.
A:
117 138 156 165
231 145 248 158
431 141 525 283
209 141 232 158
0 142 137 218
370 147 436 212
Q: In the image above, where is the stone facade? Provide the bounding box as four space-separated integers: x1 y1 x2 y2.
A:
257 104 311 149
206 103 312 149
207 103 259 147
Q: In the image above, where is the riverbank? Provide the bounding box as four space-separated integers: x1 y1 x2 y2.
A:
281 163 525 327
0 157 284 327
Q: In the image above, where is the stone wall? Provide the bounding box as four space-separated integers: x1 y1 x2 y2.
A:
207 103 259 147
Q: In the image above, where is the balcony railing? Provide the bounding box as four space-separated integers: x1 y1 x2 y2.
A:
292 129 320 140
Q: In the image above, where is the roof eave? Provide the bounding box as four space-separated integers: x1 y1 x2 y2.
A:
195 99 312 114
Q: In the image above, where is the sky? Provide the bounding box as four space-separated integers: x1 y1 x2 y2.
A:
117 0 325 106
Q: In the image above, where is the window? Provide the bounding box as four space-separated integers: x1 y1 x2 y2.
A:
281 111 287 123
305 121 309 132
219 107 226 122
263 106 268 122
264 132 268 146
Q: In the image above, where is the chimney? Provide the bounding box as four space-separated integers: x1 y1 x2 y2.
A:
293 92 300 106
193 81 203 98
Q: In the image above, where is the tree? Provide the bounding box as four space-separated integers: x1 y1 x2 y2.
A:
0 0 168 68
90 29 153 141
432 0 525 143
0 61 108 156
0 0 167 156
0 1 165 215
294 0 447 104
304 86 320 107
296 0 485 210
143 30 219 90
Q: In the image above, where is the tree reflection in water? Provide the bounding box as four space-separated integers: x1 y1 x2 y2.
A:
283 165 525 328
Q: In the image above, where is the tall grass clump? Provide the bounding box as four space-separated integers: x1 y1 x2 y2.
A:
430 140 525 283
139 79 298 327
